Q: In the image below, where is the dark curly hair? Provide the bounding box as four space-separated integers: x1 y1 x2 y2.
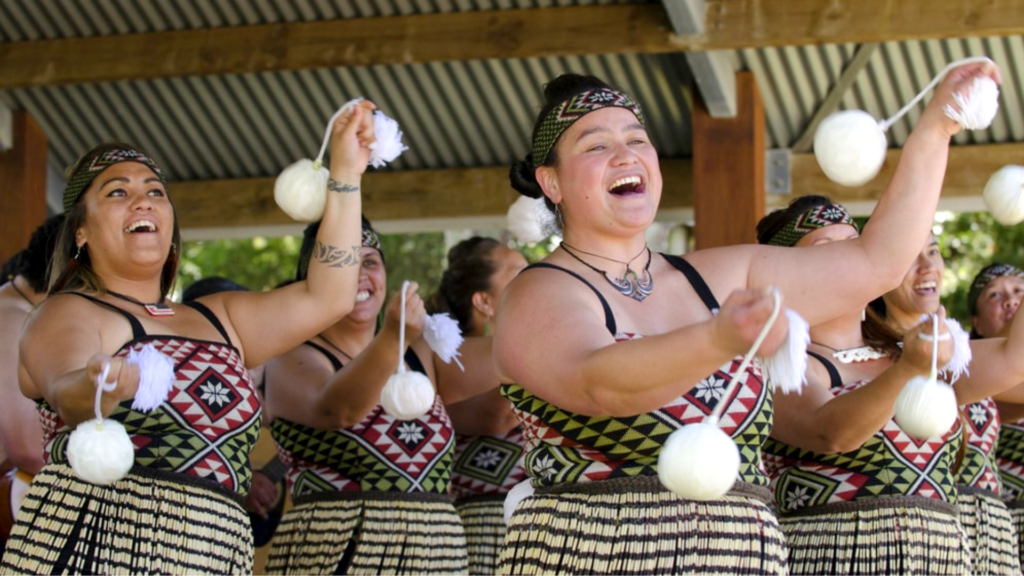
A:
12 214 66 293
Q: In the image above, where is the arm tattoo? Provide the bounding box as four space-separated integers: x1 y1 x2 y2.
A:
313 242 361 268
327 178 359 194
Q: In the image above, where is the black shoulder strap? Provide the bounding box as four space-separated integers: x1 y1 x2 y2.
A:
65 292 146 340
404 348 427 375
807 350 843 390
661 254 720 312
304 341 344 371
524 262 617 336
184 301 233 346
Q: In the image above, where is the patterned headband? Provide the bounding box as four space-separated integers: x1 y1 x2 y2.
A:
766 203 858 247
64 148 166 212
968 263 1024 315
531 87 646 166
297 218 383 281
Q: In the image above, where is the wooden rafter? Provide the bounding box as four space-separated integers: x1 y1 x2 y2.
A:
4 1 1024 89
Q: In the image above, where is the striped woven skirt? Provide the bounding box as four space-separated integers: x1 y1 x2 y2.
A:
454 494 505 575
0 463 252 574
956 487 1020 574
266 490 468 575
1008 501 1024 570
779 495 970 575
499 476 788 575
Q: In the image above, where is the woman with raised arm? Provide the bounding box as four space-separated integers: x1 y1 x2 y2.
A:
0 100 373 575
493 63 998 575
757 199 970 574
427 236 528 575
265 219 501 575
873 245 1024 574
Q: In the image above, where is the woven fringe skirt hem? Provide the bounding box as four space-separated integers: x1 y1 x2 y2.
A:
265 490 468 575
0 463 252 575
956 487 1020 575
498 476 788 575
455 494 505 576
1006 500 1024 571
779 495 970 576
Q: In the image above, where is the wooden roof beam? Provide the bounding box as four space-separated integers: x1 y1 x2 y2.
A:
4 1 1024 89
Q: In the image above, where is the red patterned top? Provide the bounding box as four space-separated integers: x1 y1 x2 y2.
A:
450 427 527 499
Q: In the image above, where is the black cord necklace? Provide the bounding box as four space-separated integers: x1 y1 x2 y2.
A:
318 336 355 362
9 278 33 305
106 289 175 317
560 242 654 302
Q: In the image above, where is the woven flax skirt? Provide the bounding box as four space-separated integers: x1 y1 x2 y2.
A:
957 487 1020 575
266 491 468 575
1008 501 1024 571
0 463 252 575
499 476 788 575
779 496 970 575
455 494 505 575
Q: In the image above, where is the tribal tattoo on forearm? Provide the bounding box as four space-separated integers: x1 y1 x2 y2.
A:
327 178 360 194
313 242 361 268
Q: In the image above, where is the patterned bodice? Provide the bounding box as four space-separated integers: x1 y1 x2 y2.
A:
450 427 527 499
763 375 963 513
502 332 774 488
958 398 1001 493
41 336 262 494
996 416 1024 501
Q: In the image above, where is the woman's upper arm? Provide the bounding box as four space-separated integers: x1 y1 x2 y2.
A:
19 297 107 401
434 336 496 405
768 360 834 448
263 345 336 429
493 270 616 410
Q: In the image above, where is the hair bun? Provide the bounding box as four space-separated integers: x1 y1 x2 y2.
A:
509 155 543 199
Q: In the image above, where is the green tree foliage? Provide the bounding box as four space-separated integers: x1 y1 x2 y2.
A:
177 236 302 295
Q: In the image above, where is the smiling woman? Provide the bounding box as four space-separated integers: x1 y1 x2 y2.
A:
2 96 373 576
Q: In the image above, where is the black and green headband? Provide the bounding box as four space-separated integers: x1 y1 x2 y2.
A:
766 203 858 247
531 87 645 166
63 147 166 212
968 263 1024 315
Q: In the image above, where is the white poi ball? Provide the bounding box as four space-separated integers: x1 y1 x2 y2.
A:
66 418 135 485
983 165 1024 226
894 376 959 440
657 421 740 501
380 371 436 420
813 110 888 187
503 479 536 526
274 159 330 222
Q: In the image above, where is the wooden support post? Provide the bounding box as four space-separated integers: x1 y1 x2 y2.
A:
0 110 48 266
691 70 764 249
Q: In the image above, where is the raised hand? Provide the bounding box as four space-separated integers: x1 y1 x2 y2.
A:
712 287 790 359
329 99 377 179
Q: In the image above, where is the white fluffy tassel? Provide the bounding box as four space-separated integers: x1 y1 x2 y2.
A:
813 110 888 187
128 343 176 412
983 165 1024 226
67 363 135 485
368 110 408 168
507 196 556 244
503 479 536 525
941 318 972 384
761 309 809 395
380 281 436 420
423 313 464 370
944 76 1000 130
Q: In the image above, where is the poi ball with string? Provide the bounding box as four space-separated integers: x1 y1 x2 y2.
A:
813 110 888 188
894 375 959 439
983 165 1024 226
381 371 436 421
275 159 330 222
379 280 436 421
657 419 740 501
67 418 135 485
